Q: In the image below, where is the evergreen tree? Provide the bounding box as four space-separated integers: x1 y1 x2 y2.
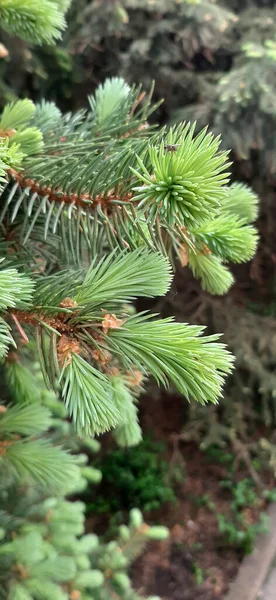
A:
0 1 259 599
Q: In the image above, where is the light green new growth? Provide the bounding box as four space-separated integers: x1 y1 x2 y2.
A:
222 182 259 223
0 267 34 309
0 0 72 44
132 123 230 226
191 213 258 263
111 376 142 447
61 355 120 437
107 315 233 403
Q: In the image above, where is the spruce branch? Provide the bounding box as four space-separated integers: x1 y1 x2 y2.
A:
25 580 68 600
1 438 79 494
0 137 24 190
0 100 44 158
89 77 132 133
0 403 52 436
3 252 234 433
28 555 76 583
75 249 172 309
5 359 40 404
106 314 234 404
222 182 259 223
188 251 234 295
131 123 230 227
0 0 71 44
0 99 36 131
0 317 14 358
0 82 259 282
32 101 62 135
0 267 34 309
191 213 259 263
60 354 120 436
111 376 142 447
0 77 260 449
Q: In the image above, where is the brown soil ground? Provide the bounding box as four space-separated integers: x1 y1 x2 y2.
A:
129 392 274 600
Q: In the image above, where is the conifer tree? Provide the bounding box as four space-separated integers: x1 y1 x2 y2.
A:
0 1 259 599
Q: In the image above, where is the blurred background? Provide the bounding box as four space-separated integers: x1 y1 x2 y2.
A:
3 1 276 598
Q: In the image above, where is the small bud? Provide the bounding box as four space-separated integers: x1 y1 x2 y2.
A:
74 454 88 466
75 570 104 589
178 244 189 267
102 313 125 335
0 43 8 58
129 508 143 528
59 297 78 309
78 534 99 553
119 525 130 542
107 541 118 553
83 438 101 453
57 334 80 367
145 526 169 541
70 591 81 600
113 572 131 591
126 369 144 387
81 466 102 484
43 498 58 511
115 2 129 23
76 554 90 571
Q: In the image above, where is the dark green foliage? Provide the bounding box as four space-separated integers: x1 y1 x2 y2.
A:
221 478 258 511
217 479 268 554
87 438 178 513
1 0 276 184
217 511 268 555
192 562 205 586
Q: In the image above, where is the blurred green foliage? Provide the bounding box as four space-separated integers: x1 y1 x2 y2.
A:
1 0 276 174
86 438 179 514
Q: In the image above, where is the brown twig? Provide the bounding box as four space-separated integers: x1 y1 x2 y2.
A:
8 168 133 210
10 309 75 335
